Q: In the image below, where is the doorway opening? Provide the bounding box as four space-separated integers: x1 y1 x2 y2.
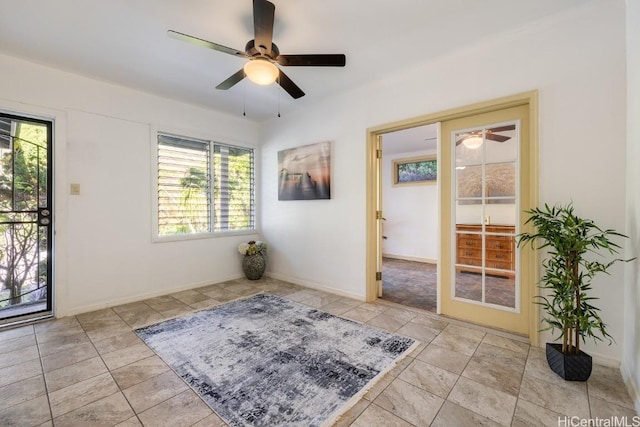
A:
0 112 54 327
379 124 438 312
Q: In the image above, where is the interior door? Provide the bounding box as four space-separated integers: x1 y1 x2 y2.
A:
375 135 383 297
440 105 532 335
0 112 53 325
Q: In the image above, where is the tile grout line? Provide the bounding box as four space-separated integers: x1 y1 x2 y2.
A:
430 329 486 425
343 307 420 427
32 325 55 426
113 290 244 426
508 343 535 427
109 302 215 426
359 319 445 426
76 310 145 426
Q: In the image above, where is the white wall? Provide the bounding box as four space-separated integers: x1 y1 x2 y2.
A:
261 1 629 362
623 0 640 413
0 53 261 316
381 150 437 262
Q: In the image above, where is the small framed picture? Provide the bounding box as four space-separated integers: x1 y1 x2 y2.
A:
393 154 437 186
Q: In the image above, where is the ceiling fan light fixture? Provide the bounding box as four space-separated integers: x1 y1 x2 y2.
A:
462 135 483 149
243 59 279 85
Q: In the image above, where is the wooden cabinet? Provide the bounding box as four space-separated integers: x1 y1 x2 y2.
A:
456 224 515 279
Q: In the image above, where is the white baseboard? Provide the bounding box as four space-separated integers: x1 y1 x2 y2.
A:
532 342 627 372
57 273 244 318
621 360 640 414
265 272 365 301
57 271 364 319
382 254 437 264
589 352 623 369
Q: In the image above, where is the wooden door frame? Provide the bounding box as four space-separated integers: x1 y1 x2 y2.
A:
365 90 540 344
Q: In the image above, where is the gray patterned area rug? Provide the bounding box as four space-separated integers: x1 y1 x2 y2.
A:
135 293 416 427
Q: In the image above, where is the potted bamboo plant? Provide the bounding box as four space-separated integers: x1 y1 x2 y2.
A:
517 202 632 381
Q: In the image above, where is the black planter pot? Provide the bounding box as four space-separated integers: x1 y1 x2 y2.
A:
545 343 592 381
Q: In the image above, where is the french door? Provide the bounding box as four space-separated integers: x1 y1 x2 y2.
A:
0 112 53 325
440 105 533 335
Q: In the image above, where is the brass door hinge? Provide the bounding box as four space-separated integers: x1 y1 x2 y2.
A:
376 210 383 220
376 271 382 281
376 149 382 159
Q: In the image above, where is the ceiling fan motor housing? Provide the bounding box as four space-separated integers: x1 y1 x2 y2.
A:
244 39 279 60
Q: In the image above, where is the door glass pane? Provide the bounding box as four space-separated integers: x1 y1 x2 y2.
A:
454 225 483 302
453 123 518 310
0 115 52 323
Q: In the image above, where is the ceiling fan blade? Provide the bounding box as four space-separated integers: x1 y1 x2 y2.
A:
486 134 511 142
276 54 346 67
488 124 516 133
168 30 247 58
277 70 305 99
253 0 275 55
215 69 246 90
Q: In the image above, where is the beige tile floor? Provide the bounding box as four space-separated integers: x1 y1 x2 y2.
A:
0 277 637 426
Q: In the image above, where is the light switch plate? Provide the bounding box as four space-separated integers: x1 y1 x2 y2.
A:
70 183 80 195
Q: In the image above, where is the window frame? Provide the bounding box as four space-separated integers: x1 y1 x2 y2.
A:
151 128 259 243
392 154 437 187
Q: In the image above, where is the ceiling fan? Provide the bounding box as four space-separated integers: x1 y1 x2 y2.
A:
168 0 346 99
455 125 516 148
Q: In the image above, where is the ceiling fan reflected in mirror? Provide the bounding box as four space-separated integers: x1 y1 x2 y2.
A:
168 0 346 99
456 125 516 149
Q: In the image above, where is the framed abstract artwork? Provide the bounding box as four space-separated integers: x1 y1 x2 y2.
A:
278 141 331 200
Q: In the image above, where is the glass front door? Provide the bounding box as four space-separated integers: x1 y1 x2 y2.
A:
0 112 53 325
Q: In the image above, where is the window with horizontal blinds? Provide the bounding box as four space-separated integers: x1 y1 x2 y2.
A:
156 133 255 237
157 134 211 236
213 145 255 231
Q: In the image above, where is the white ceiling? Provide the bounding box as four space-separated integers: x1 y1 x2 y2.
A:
382 124 438 156
0 0 591 122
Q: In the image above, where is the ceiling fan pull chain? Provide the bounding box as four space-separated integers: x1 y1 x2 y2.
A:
277 75 281 118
